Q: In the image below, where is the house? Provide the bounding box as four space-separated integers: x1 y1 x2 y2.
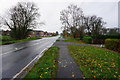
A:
44 31 49 36
49 33 53 36
1 30 11 36
28 30 44 38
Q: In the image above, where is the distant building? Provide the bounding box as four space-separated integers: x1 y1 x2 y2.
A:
28 30 44 37
1 30 10 36
49 33 53 36
44 31 49 36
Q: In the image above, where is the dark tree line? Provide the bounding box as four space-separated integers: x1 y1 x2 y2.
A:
60 4 107 39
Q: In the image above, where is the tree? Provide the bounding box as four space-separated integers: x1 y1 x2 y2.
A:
107 28 119 34
56 31 59 35
60 4 83 38
3 2 41 40
84 16 91 36
91 15 106 36
84 15 106 36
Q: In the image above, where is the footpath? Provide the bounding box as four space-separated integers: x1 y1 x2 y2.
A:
53 38 87 78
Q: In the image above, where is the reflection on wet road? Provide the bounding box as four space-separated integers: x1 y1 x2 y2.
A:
2 36 58 78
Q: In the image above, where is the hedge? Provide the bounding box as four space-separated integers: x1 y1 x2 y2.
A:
92 39 105 44
105 39 120 52
92 34 120 40
92 34 120 44
83 36 92 44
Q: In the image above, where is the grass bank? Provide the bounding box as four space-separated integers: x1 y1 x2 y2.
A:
24 47 59 79
68 45 120 79
0 36 12 41
56 39 60 41
63 38 85 44
0 37 42 45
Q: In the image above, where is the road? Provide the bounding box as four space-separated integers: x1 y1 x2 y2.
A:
1 36 58 79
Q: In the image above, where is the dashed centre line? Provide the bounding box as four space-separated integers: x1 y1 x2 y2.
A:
1 42 42 56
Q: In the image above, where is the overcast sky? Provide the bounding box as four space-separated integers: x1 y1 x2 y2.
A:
0 0 119 33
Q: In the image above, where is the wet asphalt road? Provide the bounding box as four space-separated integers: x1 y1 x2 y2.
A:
1 36 58 79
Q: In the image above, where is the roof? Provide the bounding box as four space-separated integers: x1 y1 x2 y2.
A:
31 30 44 32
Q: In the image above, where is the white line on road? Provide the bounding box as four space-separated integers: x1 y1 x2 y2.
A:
1 47 25 56
11 48 47 80
1 42 42 56
11 40 57 79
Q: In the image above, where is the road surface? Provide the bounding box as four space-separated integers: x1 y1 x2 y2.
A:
1 36 58 79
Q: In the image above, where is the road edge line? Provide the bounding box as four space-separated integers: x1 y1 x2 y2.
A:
11 40 56 80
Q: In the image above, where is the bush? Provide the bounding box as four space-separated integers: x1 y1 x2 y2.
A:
92 39 105 44
92 34 120 44
92 34 120 40
83 36 92 44
105 39 120 52
117 40 120 52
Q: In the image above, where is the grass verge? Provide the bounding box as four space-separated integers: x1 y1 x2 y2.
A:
68 45 120 79
0 36 12 41
63 38 85 44
24 47 59 79
56 39 60 41
0 37 42 45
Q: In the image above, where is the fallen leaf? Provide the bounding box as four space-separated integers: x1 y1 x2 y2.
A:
93 76 96 78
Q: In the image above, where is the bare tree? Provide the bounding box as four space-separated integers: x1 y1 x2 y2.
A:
84 16 91 36
3 2 41 39
107 28 119 34
60 4 83 38
90 15 106 36
84 15 106 36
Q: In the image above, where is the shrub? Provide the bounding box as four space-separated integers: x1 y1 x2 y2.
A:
92 39 105 44
92 34 120 44
83 36 92 44
92 34 120 40
116 40 120 52
105 39 120 52
56 39 60 41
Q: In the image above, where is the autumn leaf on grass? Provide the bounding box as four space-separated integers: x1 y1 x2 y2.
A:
32 69 35 72
44 72 47 74
40 75 42 78
46 67 49 69
115 72 118 74
93 75 96 78
114 75 116 78
53 65 55 67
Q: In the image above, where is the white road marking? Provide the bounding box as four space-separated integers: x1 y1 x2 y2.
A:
1 42 41 56
11 40 56 79
1 47 24 56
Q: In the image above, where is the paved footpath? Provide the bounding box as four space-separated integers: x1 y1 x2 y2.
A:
53 38 88 78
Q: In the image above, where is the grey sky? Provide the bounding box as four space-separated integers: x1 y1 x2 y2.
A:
0 0 119 33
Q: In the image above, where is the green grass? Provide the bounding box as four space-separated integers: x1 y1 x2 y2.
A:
68 45 120 79
24 47 59 79
0 36 12 41
56 39 60 41
0 37 42 45
63 38 85 44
